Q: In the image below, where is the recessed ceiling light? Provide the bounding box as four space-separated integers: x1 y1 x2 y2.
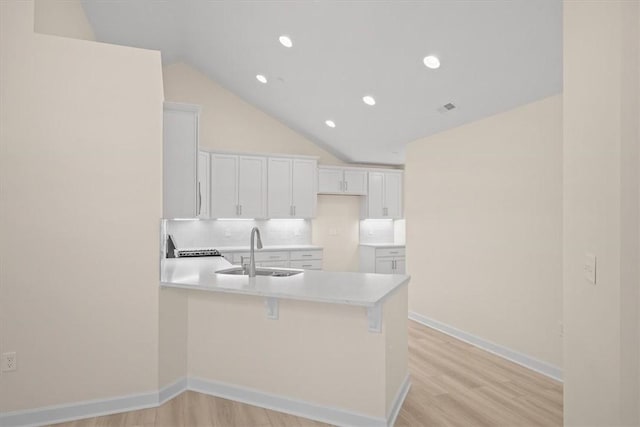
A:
362 95 376 106
325 120 336 128
279 35 293 48
423 55 440 69
256 74 267 84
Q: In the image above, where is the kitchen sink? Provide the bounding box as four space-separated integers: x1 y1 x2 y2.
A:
216 266 304 277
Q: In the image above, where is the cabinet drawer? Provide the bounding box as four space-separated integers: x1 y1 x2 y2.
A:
256 251 289 262
289 259 323 270
375 247 405 258
257 260 290 268
231 251 289 263
289 249 323 261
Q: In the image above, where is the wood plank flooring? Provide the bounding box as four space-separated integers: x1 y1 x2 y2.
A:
50 320 562 427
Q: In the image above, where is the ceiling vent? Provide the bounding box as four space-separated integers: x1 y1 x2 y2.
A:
437 103 457 114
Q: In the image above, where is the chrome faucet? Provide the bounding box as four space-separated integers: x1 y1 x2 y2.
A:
248 227 263 277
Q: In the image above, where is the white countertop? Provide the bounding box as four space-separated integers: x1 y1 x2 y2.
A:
160 257 409 307
359 243 405 248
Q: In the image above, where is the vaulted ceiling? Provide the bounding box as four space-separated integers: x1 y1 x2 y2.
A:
83 1 562 165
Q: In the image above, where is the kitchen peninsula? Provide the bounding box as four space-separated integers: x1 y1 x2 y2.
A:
160 256 410 427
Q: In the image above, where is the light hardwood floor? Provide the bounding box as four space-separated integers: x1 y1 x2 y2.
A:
50 320 562 427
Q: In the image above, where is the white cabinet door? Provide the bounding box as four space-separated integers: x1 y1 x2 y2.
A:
197 151 210 218
366 172 385 218
210 154 238 218
163 105 198 218
393 258 406 274
267 158 293 218
375 257 394 274
292 159 317 218
238 156 267 218
343 169 367 195
384 172 403 219
362 171 403 219
318 167 343 194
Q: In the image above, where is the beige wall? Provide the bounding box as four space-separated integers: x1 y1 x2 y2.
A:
159 288 188 387
405 95 563 369
563 1 640 425
34 0 95 41
0 0 163 412
187 286 408 419
162 63 364 272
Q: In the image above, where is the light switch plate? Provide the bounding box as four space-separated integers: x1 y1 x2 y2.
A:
584 253 597 284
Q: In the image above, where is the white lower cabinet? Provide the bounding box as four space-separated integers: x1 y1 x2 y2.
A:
359 245 405 274
290 259 322 270
223 248 323 270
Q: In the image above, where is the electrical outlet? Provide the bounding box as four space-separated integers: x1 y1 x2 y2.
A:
1 352 16 372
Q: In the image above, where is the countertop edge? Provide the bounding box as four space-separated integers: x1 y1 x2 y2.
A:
160 275 410 308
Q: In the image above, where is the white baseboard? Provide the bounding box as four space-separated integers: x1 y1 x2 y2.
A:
189 376 390 427
408 311 563 382
0 389 159 427
159 377 188 405
386 374 411 427
0 377 188 427
0 374 409 427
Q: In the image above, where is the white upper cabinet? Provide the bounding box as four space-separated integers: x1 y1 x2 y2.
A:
197 151 210 218
210 153 238 218
268 157 317 218
267 157 293 218
317 166 367 195
238 156 267 218
163 103 200 218
361 171 403 219
318 167 343 194
210 153 267 219
343 169 368 195
383 171 403 218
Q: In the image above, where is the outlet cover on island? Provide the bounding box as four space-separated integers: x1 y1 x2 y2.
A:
584 253 596 284
1 352 16 372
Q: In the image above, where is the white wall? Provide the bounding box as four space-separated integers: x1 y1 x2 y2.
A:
0 0 164 411
405 95 563 369
563 2 640 425
162 63 368 272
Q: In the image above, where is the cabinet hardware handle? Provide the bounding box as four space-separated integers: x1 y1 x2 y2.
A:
345 181 348 192
390 251 398 254
302 264 312 267
302 254 312 257
392 260 396 270
269 256 279 259
239 205 242 215
293 205 296 216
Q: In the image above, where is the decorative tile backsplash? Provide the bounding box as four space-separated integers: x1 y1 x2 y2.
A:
165 219 312 249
